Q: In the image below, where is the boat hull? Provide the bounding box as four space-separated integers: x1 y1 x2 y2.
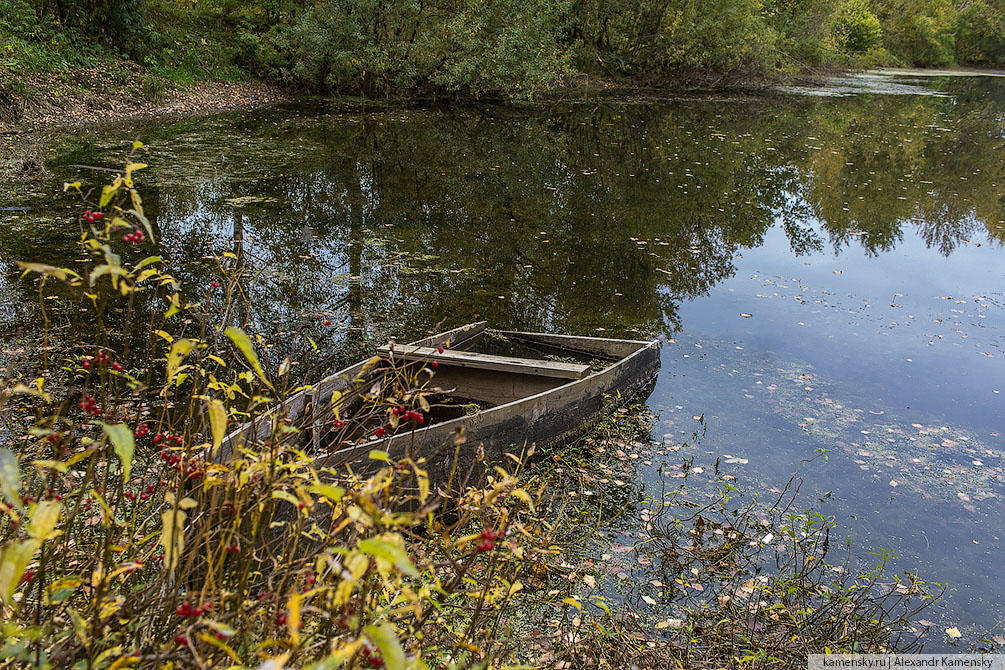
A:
219 323 661 486
317 332 660 486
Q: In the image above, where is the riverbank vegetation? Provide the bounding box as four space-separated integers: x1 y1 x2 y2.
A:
2 0 1004 108
0 152 942 668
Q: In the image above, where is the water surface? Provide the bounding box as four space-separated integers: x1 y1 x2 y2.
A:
2 72 1003 648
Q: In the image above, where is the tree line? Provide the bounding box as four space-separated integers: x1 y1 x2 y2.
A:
3 0 1005 97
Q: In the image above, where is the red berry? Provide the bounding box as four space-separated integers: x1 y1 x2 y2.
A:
477 540 495 553
324 320 332 326
437 347 444 354
276 612 287 626
431 361 438 368
111 362 123 372
175 634 188 646
82 359 91 370
211 281 220 288
19 570 35 585
92 212 103 220
374 426 386 438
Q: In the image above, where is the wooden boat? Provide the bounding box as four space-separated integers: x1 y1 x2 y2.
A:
219 322 660 484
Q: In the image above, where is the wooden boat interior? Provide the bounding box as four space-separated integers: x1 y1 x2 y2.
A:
220 321 655 458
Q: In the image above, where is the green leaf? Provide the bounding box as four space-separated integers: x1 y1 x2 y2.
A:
224 327 273 390
358 538 418 578
364 622 406 670
101 423 135 482
0 449 22 509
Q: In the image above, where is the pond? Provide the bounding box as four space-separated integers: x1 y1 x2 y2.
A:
2 70 1003 650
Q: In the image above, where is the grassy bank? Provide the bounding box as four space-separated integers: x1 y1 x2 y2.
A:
3 0 1004 129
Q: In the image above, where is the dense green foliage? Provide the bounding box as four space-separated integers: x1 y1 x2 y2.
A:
2 0 1005 98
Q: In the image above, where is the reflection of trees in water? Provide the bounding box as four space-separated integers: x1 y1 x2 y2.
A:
795 83 1005 256
3 81 1005 351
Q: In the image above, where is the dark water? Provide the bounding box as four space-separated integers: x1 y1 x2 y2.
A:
2 72 1004 647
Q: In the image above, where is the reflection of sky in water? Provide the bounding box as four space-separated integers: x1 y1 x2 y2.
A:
653 219 1004 645
781 71 954 97
2 71 1005 644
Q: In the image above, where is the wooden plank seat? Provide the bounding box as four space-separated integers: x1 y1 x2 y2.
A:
376 345 591 380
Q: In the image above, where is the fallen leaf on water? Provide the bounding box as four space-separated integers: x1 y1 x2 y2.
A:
641 595 657 605
992 634 1005 645
582 575 595 588
918 620 936 627
946 627 962 638
889 480 898 487
740 313 752 318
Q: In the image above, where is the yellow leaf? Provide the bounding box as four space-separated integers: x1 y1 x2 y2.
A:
166 339 194 383
225 327 273 390
196 632 242 663
510 488 535 512
0 538 41 604
159 506 188 572
16 261 81 282
287 591 302 644
28 500 62 540
208 399 227 454
946 627 962 638
165 292 182 318
109 653 141 669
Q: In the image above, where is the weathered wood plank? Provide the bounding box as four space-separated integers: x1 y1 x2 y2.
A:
498 330 648 359
423 365 562 405
377 345 590 380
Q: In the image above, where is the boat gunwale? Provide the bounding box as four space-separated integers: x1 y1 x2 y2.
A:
322 331 660 463
216 322 660 464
